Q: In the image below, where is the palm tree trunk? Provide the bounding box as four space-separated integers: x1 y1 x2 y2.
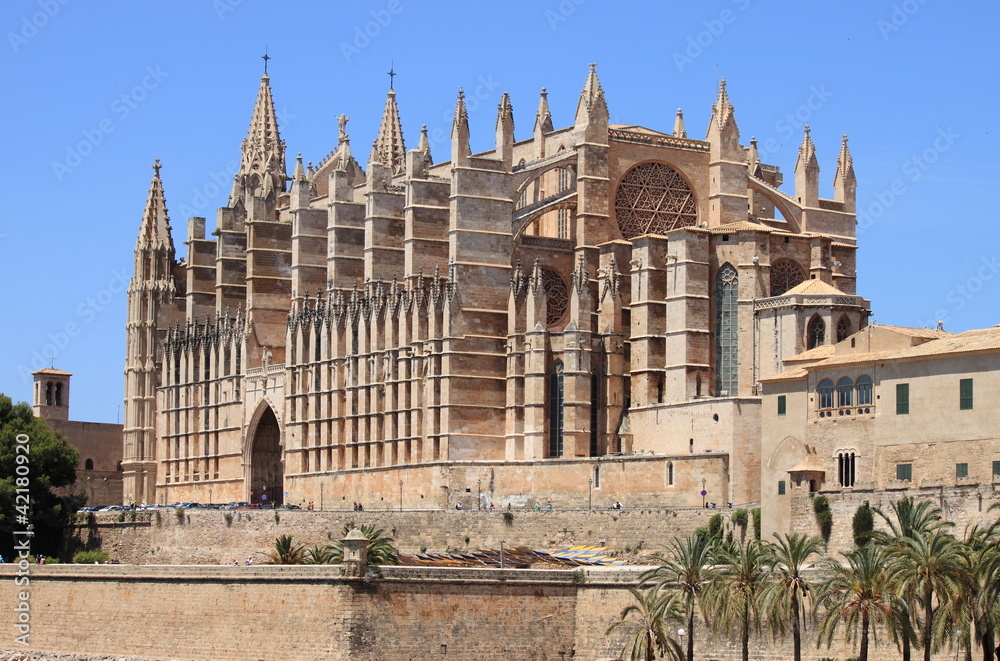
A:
860 613 870 661
924 585 934 661
742 599 750 661
791 589 801 661
903 632 911 661
687 607 695 661
982 627 994 661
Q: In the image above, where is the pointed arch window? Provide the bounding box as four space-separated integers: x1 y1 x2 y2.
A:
549 361 565 457
45 382 53 406
589 365 600 457
837 452 856 487
807 315 826 350
836 315 852 343
769 260 806 297
715 263 739 396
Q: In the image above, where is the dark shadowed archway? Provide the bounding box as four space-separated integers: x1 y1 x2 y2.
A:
249 405 283 506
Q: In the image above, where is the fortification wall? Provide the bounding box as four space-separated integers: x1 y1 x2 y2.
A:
0 564 961 661
67 506 750 565
789 482 997 553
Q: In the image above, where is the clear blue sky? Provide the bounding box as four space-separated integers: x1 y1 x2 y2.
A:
2 1 998 423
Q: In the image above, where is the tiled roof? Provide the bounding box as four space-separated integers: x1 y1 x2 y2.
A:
31 367 72 376
707 221 774 234
782 279 846 296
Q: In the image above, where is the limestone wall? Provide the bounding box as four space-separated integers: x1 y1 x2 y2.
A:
0 564 963 661
67 506 745 565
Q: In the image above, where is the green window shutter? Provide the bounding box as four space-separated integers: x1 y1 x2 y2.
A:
777 395 786 415
896 383 909 415
960 378 973 410
778 480 786 495
956 463 969 479
896 463 912 482
993 461 1000 478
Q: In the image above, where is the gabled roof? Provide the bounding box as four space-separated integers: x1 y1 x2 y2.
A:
32 367 72 376
782 279 845 296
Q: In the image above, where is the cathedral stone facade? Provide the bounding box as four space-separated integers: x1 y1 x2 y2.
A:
121 64 868 509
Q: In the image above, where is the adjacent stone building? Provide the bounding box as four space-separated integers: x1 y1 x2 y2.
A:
760 324 1000 538
122 64 866 509
32 368 124 505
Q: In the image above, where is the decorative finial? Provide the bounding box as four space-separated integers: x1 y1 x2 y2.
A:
750 136 757 145
388 61 396 90
842 131 849 142
336 113 350 144
541 87 548 97
804 123 811 135
152 159 162 176
458 87 465 100
589 62 597 70
261 46 271 74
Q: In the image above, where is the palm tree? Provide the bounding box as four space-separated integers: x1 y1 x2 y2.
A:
951 524 1000 661
304 544 336 565
816 544 904 661
266 533 306 564
887 528 965 661
763 532 823 661
875 496 952 661
606 587 685 661
641 534 715 661
703 539 772 661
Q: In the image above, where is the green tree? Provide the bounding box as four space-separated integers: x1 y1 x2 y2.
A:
606 587 684 661
945 524 1000 661
641 534 715 661
266 534 305 564
888 529 965 661
703 539 772 661
875 496 952 661
305 545 336 565
0 395 80 559
852 502 875 548
763 533 823 661
817 544 904 661
329 523 400 566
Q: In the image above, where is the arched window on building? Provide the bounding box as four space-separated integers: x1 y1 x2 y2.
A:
84 458 94 470
45 382 53 406
55 383 63 407
817 379 834 409
837 452 856 487
807 315 826 349
589 365 600 457
715 263 739 396
836 315 852 343
856 375 873 406
836 377 854 408
549 361 565 457
769 260 807 297
667 461 674 486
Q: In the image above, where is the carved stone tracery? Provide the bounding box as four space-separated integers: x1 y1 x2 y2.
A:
614 162 697 239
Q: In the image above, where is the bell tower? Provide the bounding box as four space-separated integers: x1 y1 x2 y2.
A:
32 367 71 422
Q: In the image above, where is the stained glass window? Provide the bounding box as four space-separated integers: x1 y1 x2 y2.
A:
807 315 826 349
715 263 739 396
836 315 852 342
549 361 564 457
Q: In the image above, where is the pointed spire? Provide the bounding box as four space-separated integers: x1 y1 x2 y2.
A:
795 124 819 172
747 136 762 177
370 86 406 174
834 132 857 211
496 92 514 169
672 108 687 138
533 87 554 135
708 78 736 134
230 70 287 209
137 159 174 252
575 63 608 125
451 88 471 164
418 124 432 164
496 92 514 133
293 152 306 181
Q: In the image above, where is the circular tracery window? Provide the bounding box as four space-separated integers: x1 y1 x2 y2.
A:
541 268 569 327
614 162 697 239
770 260 806 297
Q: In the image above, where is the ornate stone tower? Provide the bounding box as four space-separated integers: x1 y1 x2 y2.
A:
122 161 182 505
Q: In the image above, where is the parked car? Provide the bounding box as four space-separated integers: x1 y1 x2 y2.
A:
222 502 250 510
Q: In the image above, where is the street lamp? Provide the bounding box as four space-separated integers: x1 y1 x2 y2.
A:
320 482 324 511
399 480 403 512
477 479 482 511
588 478 593 511
701 477 707 509
209 488 212 505
262 484 267 507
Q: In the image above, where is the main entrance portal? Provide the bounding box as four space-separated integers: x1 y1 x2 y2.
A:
249 405 283 506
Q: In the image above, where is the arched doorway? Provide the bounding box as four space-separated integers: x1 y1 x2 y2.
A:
249 406 284 506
